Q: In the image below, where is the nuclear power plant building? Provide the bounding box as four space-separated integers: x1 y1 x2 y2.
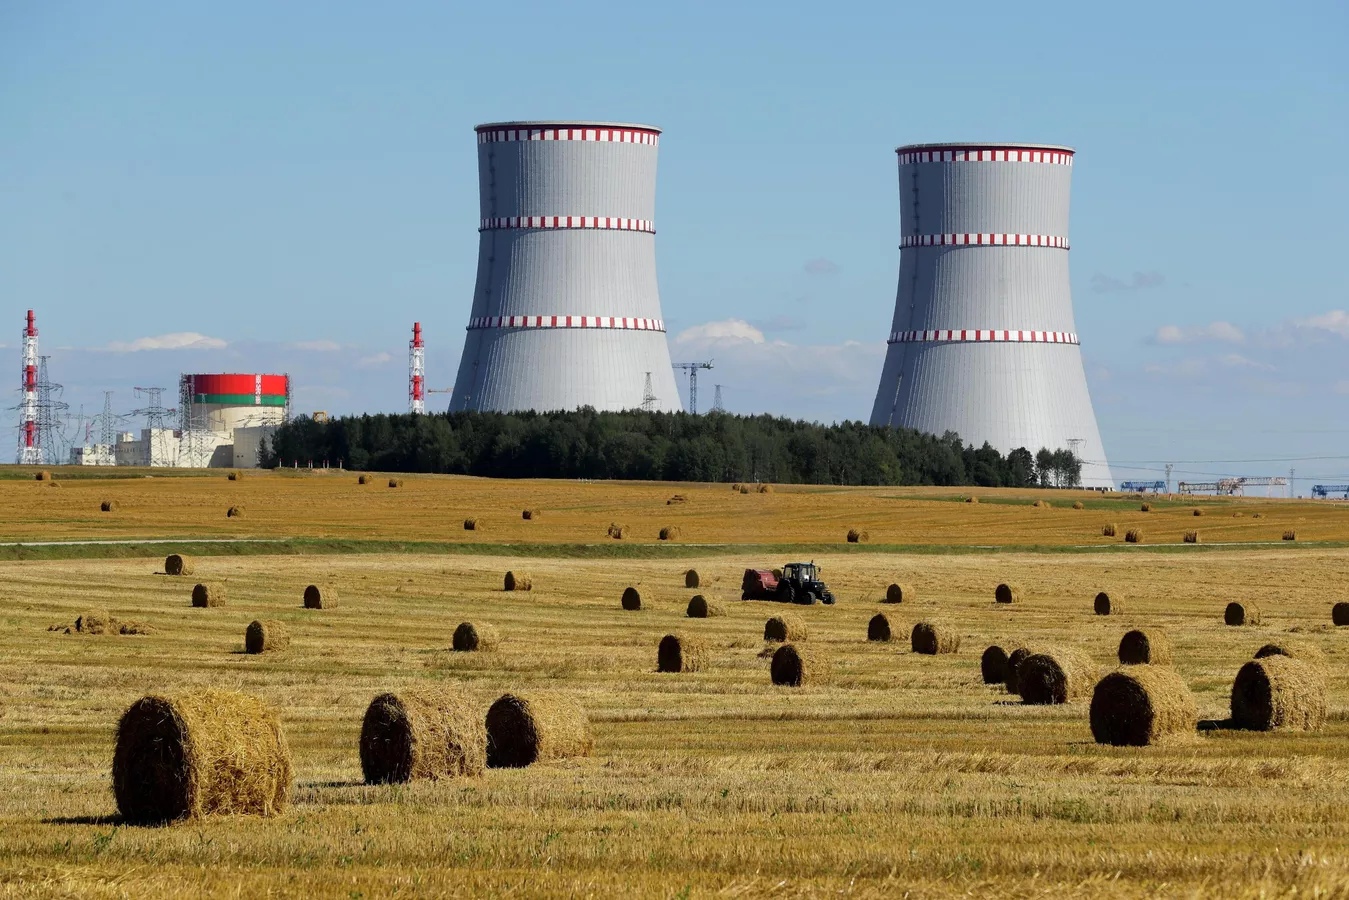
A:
449 121 682 413
869 142 1113 488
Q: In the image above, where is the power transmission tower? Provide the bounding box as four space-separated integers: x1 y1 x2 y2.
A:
673 361 713 414
35 356 70 464
132 387 178 466
99 391 116 446
1289 468 1295 499
1165 463 1174 494
712 384 725 413
640 372 657 412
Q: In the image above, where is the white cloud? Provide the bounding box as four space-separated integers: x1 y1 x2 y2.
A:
357 351 393 368
290 339 343 352
104 332 227 352
1218 353 1274 371
675 319 765 346
1294 310 1349 338
1152 321 1245 344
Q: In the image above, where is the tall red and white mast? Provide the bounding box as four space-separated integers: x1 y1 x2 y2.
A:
409 322 425 414
18 310 40 465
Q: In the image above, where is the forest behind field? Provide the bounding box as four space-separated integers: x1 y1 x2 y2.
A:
263 410 1083 488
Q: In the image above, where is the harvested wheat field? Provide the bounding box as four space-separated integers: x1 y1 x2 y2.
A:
0 470 1347 897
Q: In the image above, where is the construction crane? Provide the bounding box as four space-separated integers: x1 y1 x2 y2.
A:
673 361 713 415
1312 484 1349 499
1179 476 1287 496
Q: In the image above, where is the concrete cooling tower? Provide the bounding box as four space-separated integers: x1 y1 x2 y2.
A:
869 142 1112 488
449 121 682 413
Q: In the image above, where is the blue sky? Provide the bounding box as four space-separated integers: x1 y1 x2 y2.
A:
2 1 1346 487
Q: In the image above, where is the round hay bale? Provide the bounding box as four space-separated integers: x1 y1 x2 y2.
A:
75 609 113 635
770 643 829 686
1004 647 1034 694
607 523 628 539
164 554 194 577
226 506 244 519
100 500 119 513
359 686 486 784
981 645 1008 684
1102 523 1117 537
738 485 750 494
883 582 912 604
683 568 701 589
994 583 1020 604
1072 501 1085 510
522 508 537 520
452 622 500 652
227 471 242 481
1141 502 1152 512
387 478 403 488
657 633 708 673
867 613 893 642
303 584 336 610
1089 666 1198 746
1093 591 1123 615
1231 655 1326 732
1118 628 1173 665
764 614 806 643
1125 529 1143 544
35 470 52 481
1224 601 1260 626
1253 640 1326 670
911 621 960 655
1333 602 1349 626
846 528 869 544
758 483 773 493
1192 508 1204 516
686 595 726 618
112 690 291 824
485 693 592 768
503 571 532 592
245 619 289 654
658 525 682 541
965 496 979 504
620 587 642 610
358 474 370 485
1183 530 1200 544
463 518 480 531
1018 648 1098 704
190 583 224 608
1033 499 1051 508
1283 530 1297 541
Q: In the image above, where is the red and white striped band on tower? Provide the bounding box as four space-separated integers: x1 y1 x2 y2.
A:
897 148 1074 165
888 329 1079 345
480 216 655 233
467 315 665 332
477 127 660 145
900 233 1069 249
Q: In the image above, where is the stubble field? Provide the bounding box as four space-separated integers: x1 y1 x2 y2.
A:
0 469 1346 898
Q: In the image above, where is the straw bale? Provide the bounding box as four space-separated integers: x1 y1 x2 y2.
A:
1225 601 1260 626
1072 501 1085 510
1118 628 1173 665
1004 647 1035 694
994 583 1020 604
522 508 538 520
1141 502 1152 512
1125 529 1143 544
388 478 404 488
657 632 708 673
763 614 806 643
981 645 1008 684
358 474 370 484
35 470 52 481
245 619 289 654
1333 602 1349 626
738 485 751 494
1093 591 1123 615
1193 508 1204 516
1283 530 1297 541
846 528 869 544
463 518 480 531
452 622 500 652
1183 530 1200 543
965 496 979 504
867 613 893 642
1033 499 1051 508
620 587 642 610
758 483 773 493
112 689 291 824
659 525 682 541
1090 666 1197 746
503 571 532 592
359 686 486 783
911 621 960 655
607 523 628 539
164 554 194 576
686 594 726 618
770 643 829 686
1253 639 1326 670
1102 523 1117 537
1018 648 1098 704
100 500 119 512
303 584 336 609
683 568 701 589
1231 655 1326 731
227 471 242 481
226 506 244 519
191 583 224 608
883 582 912 604
485 693 592 768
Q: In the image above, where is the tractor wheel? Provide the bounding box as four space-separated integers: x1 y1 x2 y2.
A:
822 592 836 606
778 585 796 605
741 591 751 601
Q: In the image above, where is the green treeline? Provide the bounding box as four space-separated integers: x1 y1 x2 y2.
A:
263 409 1083 488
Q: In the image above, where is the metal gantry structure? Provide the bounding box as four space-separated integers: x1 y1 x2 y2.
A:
1313 485 1349 499
1120 480 1166 492
674 361 713 414
1178 476 1288 496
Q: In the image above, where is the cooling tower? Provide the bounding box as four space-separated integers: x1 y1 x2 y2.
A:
869 142 1112 488
449 121 682 413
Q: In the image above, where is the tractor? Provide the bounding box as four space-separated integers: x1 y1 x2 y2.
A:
741 561 836 605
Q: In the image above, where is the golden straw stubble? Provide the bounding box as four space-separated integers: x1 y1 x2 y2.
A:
113 690 291 824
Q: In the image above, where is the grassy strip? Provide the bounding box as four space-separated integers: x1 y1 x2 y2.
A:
0 536 1342 562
